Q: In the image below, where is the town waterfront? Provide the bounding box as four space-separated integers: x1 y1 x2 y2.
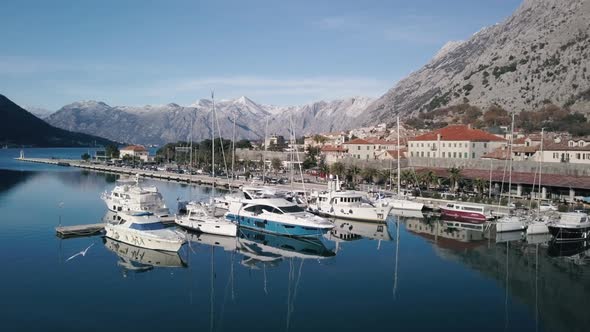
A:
1 148 589 332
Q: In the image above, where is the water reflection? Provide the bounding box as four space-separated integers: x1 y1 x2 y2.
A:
103 237 187 275
405 217 487 250
237 228 335 268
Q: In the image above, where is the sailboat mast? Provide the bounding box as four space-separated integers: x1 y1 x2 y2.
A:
507 113 515 206
232 112 236 182
537 128 544 214
211 91 216 185
397 116 401 196
263 116 269 184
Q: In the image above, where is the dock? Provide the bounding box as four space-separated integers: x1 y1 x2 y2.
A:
16 157 327 192
56 223 105 238
55 216 177 239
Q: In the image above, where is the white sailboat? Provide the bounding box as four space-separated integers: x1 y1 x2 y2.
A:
374 117 423 211
175 91 237 237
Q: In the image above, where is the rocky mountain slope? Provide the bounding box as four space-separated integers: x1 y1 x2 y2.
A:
46 96 372 145
361 0 590 125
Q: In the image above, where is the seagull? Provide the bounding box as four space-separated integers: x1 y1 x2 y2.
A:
65 243 95 262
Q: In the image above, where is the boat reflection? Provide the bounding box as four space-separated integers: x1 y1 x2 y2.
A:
103 237 187 275
547 240 590 258
237 228 335 268
184 230 238 252
405 218 487 250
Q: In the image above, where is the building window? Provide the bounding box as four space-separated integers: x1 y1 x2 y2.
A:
454 143 457 148
366 146 369 150
443 143 445 147
453 152 456 158
472 143 475 148
411 152 414 157
421 151 424 157
357 146 360 150
427 152 430 157
472 152 475 159
442 152 445 158
484 143 487 148
421 143 424 147
464 152 468 158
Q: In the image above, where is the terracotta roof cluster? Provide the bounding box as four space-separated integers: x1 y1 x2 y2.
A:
384 149 407 159
410 125 506 142
121 145 147 152
320 145 347 153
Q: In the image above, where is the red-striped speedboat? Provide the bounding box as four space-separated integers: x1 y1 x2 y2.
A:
440 203 490 223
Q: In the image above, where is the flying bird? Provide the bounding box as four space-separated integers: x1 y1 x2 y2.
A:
65 243 95 262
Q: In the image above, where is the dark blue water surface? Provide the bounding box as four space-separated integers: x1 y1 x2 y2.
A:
0 148 589 332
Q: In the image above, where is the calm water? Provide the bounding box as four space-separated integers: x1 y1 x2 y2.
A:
1 148 589 332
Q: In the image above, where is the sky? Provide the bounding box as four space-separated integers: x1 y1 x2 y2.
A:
0 0 522 110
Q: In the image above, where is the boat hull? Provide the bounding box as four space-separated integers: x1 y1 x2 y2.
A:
440 207 487 223
312 205 393 222
387 199 424 211
495 220 525 233
175 217 237 237
226 214 330 237
105 225 184 252
526 222 549 235
548 225 590 242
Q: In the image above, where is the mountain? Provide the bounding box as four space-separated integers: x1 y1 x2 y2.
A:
0 94 117 147
361 0 590 125
25 106 54 119
46 96 372 145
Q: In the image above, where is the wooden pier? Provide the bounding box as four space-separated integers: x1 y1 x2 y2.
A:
55 216 177 239
56 223 105 238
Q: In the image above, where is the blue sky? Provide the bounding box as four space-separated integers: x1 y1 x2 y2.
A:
0 0 522 110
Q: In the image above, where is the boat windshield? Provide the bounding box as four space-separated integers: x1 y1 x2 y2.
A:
129 222 168 231
279 205 305 213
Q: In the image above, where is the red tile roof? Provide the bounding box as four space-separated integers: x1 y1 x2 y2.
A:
410 125 506 142
384 149 407 159
121 145 147 152
344 138 370 145
321 145 347 153
481 148 510 160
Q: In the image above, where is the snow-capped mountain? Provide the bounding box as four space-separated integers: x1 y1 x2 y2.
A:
45 96 373 145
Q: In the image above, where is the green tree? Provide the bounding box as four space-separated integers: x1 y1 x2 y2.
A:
312 134 328 145
448 167 463 192
271 157 282 173
473 178 488 196
361 167 378 183
346 165 361 184
330 161 346 179
235 139 253 149
419 171 436 190
105 144 120 159
81 152 91 161
400 170 415 187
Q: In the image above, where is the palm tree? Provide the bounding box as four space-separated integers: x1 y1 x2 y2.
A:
473 178 488 196
419 171 436 190
346 165 361 184
400 170 415 187
448 167 462 192
330 161 346 179
361 167 378 183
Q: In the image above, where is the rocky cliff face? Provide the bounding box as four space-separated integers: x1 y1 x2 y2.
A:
361 0 590 124
46 96 372 145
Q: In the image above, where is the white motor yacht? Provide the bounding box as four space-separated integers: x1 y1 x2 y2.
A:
226 198 334 237
104 212 185 252
101 176 170 218
548 212 590 242
308 179 393 222
175 202 237 237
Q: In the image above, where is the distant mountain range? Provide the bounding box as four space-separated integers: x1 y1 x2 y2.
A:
29 0 590 144
45 96 373 145
0 94 116 147
361 0 590 124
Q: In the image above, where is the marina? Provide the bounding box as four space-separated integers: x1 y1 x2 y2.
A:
3 148 590 332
